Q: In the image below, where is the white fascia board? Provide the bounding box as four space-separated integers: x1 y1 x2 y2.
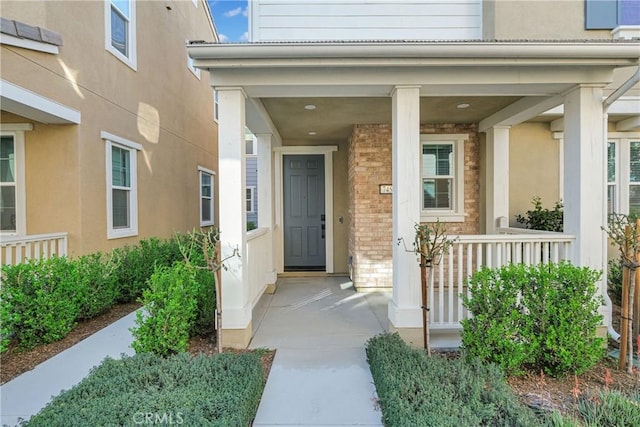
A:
0 33 59 54
541 96 640 116
189 42 640 63
0 79 80 124
479 95 563 132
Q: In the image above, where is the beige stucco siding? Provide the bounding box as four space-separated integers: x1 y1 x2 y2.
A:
484 0 612 40
509 122 561 226
1 0 218 256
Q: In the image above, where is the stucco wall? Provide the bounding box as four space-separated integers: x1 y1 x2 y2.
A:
509 122 561 227
483 0 612 40
1 0 218 256
348 123 480 290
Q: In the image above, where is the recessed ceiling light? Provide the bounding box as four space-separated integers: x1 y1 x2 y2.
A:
304 104 317 110
457 103 471 109
308 131 317 136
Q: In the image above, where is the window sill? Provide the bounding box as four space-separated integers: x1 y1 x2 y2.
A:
108 229 138 240
106 46 137 71
420 212 467 223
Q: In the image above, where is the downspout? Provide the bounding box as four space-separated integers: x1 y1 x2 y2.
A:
603 64 640 342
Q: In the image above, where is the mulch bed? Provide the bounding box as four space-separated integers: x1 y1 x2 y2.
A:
0 302 141 385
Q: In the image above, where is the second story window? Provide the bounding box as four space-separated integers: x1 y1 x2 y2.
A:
106 0 136 69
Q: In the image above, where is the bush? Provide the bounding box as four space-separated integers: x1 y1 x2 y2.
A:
131 262 199 356
0 257 79 351
111 237 183 303
366 333 541 426
176 230 218 337
22 352 265 426
607 258 623 306
74 253 119 320
516 197 563 232
462 262 605 377
577 389 640 426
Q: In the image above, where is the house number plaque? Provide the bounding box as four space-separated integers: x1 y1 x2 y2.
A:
379 184 393 194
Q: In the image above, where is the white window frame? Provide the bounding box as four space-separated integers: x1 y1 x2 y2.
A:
607 141 619 215
213 90 219 122
608 133 640 217
420 134 466 223
104 0 137 70
102 131 140 239
0 124 30 236
198 166 215 226
246 186 256 214
246 137 257 156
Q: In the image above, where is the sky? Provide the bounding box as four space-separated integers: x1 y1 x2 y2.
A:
207 1 249 43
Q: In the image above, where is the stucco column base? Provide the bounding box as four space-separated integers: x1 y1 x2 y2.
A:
265 283 277 294
388 325 424 349
221 323 252 349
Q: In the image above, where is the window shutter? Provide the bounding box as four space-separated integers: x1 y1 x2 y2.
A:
585 0 618 29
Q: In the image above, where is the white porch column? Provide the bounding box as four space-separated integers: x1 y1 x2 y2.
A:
485 126 510 233
255 133 277 285
389 85 422 335
217 87 251 347
563 85 605 269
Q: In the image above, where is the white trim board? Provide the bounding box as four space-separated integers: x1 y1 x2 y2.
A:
274 145 338 274
0 79 81 124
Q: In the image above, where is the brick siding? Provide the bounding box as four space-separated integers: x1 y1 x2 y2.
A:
348 123 480 290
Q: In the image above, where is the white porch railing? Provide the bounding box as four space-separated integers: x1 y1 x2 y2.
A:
429 233 575 329
1 232 69 267
247 227 272 305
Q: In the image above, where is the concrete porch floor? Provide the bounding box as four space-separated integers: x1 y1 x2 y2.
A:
250 276 390 427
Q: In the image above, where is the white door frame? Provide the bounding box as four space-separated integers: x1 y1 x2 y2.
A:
274 145 338 274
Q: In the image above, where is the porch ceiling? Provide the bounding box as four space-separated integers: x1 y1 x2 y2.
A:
261 96 523 141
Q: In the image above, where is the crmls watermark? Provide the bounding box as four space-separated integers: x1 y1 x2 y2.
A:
132 412 184 425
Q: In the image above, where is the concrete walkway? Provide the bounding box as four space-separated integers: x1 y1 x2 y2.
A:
0 311 137 426
250 276 390 426
0 276 389 426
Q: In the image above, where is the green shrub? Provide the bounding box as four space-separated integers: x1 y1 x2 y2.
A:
23 352 265 426
577 389 640 426
131 262 198 356
74 253 119 320
516 196 563 232
0 257 79 350
607 258 623 306
111 237 183 303
462 262 605 377
366 333 542 427
176 230 217 337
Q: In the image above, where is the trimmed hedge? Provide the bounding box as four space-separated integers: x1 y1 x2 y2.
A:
0 256 78 351
22 352 265 426
1 234 201 353
461 262 605 377
366 333 542 427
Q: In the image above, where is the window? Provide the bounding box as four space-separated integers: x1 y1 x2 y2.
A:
585 0 640 29
105 0 136 69
608 142 617 215
213 90 219 122
246 137 257 155
103 132 140 239
607 136 640 217
630 141 640 216
420 134 466 222
0 126 27 235
199 167 215 226
246 186 256 213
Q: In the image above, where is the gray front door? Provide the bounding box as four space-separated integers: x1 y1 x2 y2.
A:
283 154 326 270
